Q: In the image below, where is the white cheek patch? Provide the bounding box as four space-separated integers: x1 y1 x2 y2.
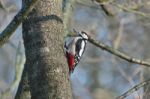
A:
79 41 85 57
83 34 88 39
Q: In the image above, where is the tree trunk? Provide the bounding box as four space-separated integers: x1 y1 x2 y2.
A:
19 0 72 99
15 67 31 99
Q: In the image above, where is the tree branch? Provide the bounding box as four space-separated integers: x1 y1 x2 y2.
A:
92 0 114 16
93 0 150 18
116 79 150 99
0 0 39 47
111 2 150 18
88 36 150 67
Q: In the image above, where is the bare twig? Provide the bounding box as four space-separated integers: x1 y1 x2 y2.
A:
116 79 150 99
88 36 150 67
0 0 39 47
130 1 150 10
111 2 150 18
92 0 114 16
94 0 150 18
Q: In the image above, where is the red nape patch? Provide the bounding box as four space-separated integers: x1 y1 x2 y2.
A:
66 52 75 71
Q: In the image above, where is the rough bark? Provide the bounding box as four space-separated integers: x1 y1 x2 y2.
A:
15 69 31 99
18 0 72 99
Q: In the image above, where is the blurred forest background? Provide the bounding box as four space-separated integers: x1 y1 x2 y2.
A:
0 0 150 99
70 0 150 99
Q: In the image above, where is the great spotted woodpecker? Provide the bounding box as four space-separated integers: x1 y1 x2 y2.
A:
64 30 88 74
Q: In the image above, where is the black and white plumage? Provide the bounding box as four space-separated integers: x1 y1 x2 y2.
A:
74 31 88 66
64 30 88 74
